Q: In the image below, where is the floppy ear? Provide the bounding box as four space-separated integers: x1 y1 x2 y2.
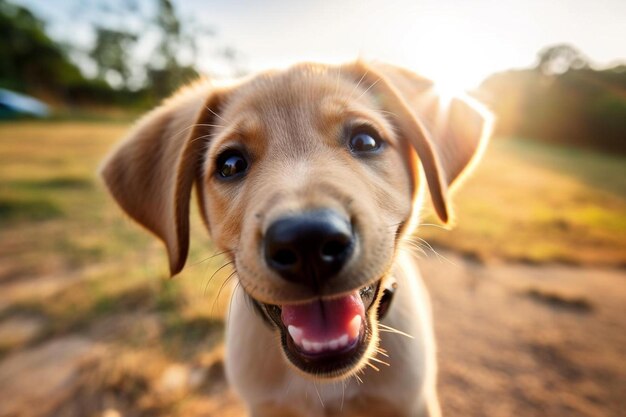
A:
348 62 493 223
100 81 221 276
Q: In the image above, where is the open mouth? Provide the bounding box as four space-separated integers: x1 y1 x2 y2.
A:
261 279 388 378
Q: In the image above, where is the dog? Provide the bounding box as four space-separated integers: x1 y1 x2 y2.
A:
100 61 491 417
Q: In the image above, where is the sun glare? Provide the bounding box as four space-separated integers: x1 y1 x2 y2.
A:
428 70 479 104
431 80 465 104
423 73 473 120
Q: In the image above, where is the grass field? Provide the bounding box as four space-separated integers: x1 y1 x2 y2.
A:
421 137 626 265
0 121 625 416
0 122 229 356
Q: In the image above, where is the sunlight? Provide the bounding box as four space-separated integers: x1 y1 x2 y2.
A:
431 79 467 105
420 66 485 135
428 69 478 105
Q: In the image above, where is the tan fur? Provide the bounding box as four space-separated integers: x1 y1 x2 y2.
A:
100 61 491 417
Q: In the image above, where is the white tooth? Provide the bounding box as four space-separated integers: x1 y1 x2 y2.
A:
329 339 339 350
348 315 362 339
338 334 349 347
302 339 313 352
312 342 323 352
288 325 303 345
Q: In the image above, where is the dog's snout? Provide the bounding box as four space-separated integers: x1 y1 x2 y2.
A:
264 209 354 286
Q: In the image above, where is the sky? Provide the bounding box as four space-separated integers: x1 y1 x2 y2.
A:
15 0 626 90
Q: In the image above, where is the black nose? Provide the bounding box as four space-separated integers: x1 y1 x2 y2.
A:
264 209 354 287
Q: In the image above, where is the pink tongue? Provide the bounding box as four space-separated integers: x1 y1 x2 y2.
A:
281 292 365 341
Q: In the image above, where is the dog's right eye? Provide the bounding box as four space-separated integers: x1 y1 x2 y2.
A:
348 128 384 154
216 150 248 179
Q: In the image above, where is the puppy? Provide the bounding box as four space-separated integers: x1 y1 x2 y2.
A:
100 61 491 417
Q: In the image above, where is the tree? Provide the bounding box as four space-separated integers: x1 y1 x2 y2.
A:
147 0 198 97
481 44 626 154
1 0 244 105
536 44 589 76
0 0 86 96
89 27 138 88
82 0 223 98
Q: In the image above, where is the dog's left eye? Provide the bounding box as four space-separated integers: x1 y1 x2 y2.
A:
349 131 383 153
216 150 249 179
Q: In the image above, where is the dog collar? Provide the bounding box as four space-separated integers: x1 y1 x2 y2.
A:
377 276 397 320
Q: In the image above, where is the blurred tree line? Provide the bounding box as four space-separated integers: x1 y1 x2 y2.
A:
480 44 626 154
0 0 242 108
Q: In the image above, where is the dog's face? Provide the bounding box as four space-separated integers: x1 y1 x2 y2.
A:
101 62 491 379
201 65 415 377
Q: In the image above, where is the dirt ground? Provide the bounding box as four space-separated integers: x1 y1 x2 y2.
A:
421 252 626 417
0 251 624 417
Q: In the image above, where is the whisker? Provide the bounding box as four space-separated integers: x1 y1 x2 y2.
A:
203 260 234 297
313 381 325 408
170 123 202 140
356 77 381 100
402 240 428 257
412 236 437 253
369 356 390 367
415 222 449 231
375 347 390 358
211 269 236 316
227 280 241 327
412 236 457 266
199 253 216 293
188 249 229 268
170 122 227 141
205 104 229 125
187 132 217 145
365 361 380 372
349 71 368 100
378 323 415 339
404 238 435 256
354 373 363 384
378 109 398 117
194 122 229 129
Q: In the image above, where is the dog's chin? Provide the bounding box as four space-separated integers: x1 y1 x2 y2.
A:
257 278 391 380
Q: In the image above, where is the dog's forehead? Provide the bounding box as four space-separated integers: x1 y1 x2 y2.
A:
219 65 367 125
243 64 346 98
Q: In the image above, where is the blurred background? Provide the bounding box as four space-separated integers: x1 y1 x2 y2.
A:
0 1 624 416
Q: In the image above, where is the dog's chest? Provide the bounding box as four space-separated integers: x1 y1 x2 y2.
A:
269 378 361 416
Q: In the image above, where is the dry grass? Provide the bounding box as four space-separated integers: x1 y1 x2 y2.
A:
420 138 626 266
0 121 235 318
